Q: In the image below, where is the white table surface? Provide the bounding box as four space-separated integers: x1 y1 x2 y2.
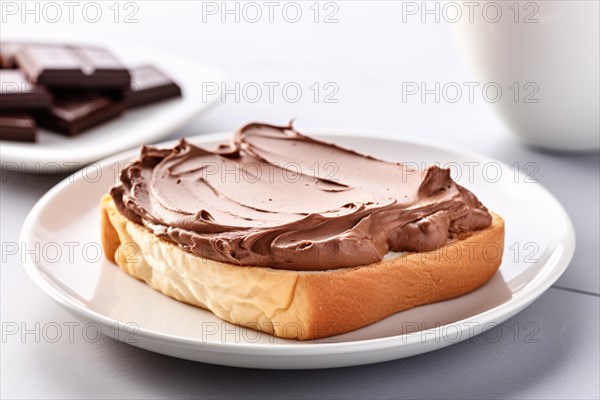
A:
1 2 599 398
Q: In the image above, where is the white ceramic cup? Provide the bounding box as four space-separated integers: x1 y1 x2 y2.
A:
451 1 599 152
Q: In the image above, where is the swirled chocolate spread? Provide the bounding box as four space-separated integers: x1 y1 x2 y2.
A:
111 122 492 270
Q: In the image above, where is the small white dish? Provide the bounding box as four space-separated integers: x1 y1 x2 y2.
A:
0 43 223 172
20 132 575 369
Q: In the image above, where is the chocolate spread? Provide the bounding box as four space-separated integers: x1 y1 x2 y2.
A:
111 122 492 270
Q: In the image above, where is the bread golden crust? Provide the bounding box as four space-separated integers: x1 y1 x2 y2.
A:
100 194 505 340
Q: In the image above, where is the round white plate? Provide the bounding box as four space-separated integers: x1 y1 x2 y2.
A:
20 132 575 369
0 42 223 172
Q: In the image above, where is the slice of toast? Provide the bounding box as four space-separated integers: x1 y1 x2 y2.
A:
101 194 504 340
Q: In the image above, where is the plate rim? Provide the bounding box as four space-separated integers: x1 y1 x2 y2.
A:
19 130 576 356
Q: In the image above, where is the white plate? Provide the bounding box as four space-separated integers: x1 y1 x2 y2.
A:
20 132 575 369
0 43 223 172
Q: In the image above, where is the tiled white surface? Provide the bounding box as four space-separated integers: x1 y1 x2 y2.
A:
1 1 598 398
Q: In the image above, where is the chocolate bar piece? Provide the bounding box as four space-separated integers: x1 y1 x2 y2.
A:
0 70 51 109
126 65 182 108
0 42 22 68
35 94 125 136
16 44 130 89
0 112 37 142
